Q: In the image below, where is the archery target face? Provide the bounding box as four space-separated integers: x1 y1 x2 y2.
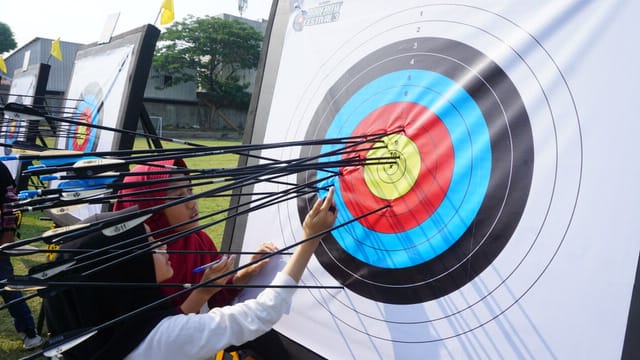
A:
55 44 133 154
297 36 533 304
3 96 26 155
0 65 42 180
67 82 104 152
256 3 582 344
3 69 38 155
49 43 134 225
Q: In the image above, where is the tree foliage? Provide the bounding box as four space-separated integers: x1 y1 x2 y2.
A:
0 22 17 54
153 16 263 111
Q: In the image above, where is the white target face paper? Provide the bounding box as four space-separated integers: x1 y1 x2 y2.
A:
237 1 640 359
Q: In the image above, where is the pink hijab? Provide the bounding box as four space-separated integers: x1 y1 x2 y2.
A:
112 158 240 309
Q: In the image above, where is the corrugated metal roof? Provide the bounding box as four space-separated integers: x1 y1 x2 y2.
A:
4 38 80 93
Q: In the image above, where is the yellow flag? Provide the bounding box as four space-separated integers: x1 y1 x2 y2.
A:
51 38 62 61
0 56 6 74
160 0 174 25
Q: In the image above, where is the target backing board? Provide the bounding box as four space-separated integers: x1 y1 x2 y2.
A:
46 25 159 225
1 63 50 183
232 1 640 359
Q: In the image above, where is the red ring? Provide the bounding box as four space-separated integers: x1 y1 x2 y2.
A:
339 102 454 233
72 106 94 151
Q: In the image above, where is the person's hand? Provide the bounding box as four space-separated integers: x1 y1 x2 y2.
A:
234 242 278 285
282 187 337 282
197 255 236 296
302 187 337 245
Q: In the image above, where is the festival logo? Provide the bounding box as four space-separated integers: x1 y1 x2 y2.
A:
292 1 343 32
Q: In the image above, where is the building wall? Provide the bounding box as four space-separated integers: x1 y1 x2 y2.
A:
3 14 265 132
143 101 203 130
4 38 79 93
142 100 247 133
144 69 198 102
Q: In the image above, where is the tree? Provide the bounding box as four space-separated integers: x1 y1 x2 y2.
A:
0 22 17 54
153 16 263 128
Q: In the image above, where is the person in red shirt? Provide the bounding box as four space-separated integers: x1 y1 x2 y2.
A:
42 187 337 359
112 158 285 358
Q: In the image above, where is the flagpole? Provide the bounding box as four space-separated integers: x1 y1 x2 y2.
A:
153 9 162 25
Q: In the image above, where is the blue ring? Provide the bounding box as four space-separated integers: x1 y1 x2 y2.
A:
67 95 99 151
318 70 491 268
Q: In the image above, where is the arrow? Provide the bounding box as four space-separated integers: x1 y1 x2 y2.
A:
42 330 98 359
2 135 385 179
0 261 76 308
63 183 325 275
101 214 151 237
58 188 112 200
19 137 388 178
14 148 388 214
19 204 382 360
7 133 391 258
16 207 360 360
35 174 330 280
3 102 214 149
4 247 293 256
4 278 344 290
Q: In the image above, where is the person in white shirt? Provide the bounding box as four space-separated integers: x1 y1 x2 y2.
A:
43 187 337 360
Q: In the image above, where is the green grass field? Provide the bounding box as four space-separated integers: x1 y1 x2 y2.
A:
0 137 241 359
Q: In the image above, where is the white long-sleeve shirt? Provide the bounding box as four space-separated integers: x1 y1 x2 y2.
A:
125 272 296 360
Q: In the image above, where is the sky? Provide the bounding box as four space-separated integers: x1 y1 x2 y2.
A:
0 0 274 56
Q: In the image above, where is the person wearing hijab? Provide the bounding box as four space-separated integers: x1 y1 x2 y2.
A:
112 158 290 358
42 207 178 359
112 159 274 313
42 187 337 360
